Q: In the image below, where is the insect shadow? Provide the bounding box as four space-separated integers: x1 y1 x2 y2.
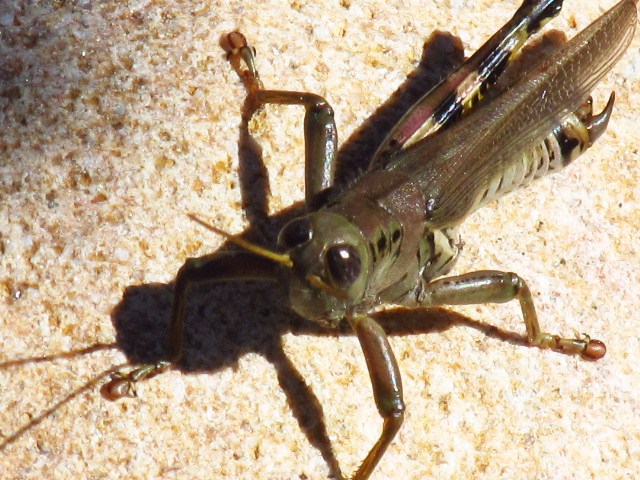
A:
109 30 534 478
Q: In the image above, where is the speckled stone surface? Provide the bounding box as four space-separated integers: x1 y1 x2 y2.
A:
1 1 639 479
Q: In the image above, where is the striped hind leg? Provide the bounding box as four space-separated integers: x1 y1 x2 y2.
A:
372 0 565 164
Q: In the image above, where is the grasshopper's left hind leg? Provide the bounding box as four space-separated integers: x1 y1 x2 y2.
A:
413 270 606 359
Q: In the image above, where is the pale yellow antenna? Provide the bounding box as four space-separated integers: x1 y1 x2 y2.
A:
187 213 293 268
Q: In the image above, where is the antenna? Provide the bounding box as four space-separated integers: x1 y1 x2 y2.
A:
187 213 293 267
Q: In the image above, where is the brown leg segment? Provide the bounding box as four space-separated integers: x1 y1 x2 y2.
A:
104 251 281 399
348 314 405 480
227 32 338 211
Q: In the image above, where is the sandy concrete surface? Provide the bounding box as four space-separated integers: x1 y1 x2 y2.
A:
1 1 639 479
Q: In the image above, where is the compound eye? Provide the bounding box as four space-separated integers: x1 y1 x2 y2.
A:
325 244 361 288
277 217 312 249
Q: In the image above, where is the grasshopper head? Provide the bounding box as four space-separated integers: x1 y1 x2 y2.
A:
277 211 371 324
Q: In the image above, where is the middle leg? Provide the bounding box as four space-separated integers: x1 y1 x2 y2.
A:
413 270 606 359
227 32 338 211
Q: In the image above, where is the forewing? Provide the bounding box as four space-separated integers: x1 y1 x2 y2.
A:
390 0 637 228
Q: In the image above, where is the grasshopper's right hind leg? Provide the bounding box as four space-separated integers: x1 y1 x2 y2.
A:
372 0 565 162
105 251 280 399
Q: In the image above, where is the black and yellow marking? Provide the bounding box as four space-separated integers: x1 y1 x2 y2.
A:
472 95 615 212
417 228 461 281
372 0 566 163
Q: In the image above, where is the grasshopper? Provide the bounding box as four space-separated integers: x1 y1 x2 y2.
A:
106 1 637 478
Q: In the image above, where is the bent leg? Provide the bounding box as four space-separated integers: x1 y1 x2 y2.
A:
348 314 405 480
227 32 338 210
415 270 605 359
105 251 281 399
372 0 565 161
